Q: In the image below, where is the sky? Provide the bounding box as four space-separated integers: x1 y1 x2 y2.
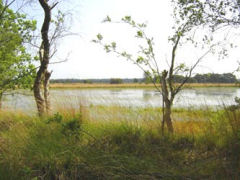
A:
16 0 240 79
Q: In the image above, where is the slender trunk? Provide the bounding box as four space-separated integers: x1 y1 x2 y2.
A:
161 94 165 135
44 71 51 114
164 101 173 133
161 70 174 133
33 69 45 116
34 0 52 116
0 92 2 110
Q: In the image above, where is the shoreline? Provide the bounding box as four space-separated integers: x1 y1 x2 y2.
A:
50 83 240 89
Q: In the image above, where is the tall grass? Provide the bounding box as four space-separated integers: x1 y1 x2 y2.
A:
0 104 239 179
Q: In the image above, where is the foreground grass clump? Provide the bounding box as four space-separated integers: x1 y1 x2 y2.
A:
0 107 239 179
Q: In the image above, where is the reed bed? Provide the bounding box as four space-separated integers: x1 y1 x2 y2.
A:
50 83 240 89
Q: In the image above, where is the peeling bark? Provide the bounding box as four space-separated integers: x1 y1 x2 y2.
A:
33 76 45 116
44 70 52 114
33 0 52 116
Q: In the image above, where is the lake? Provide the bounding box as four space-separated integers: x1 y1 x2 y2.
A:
2 87 240 112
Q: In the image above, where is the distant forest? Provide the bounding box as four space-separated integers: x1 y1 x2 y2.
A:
51 73 239 84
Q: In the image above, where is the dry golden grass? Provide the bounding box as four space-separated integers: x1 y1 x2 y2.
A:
174 120 206 135
50 83 154 88
50 83 240 89
0 105 239 179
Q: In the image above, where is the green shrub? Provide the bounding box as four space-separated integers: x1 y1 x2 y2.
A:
46 112 63 123
61 118 81 138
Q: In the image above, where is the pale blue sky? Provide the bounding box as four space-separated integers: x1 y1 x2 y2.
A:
15 0 240 79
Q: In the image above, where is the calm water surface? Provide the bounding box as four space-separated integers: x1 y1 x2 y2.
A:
2 87 240 112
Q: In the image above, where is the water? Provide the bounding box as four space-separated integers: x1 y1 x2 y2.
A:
2 87 240 112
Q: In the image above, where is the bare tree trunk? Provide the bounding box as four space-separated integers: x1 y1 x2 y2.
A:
161 94 165 135
44 71 52 114
164 101 173 133
33 0 52 116
161 70 174 133
33 71 45 116
0 92 2 110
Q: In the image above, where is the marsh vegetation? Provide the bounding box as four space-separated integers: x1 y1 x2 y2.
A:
0 103 240 179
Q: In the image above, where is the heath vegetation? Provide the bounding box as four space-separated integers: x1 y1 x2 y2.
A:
1 0 240 179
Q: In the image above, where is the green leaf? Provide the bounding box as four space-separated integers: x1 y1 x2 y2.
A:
103 15 111 22
122 16 131 22
97 33 103 41
111 42 116 49
136 31 143 38
136 56 144 63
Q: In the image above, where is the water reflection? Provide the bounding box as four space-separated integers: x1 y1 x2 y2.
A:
110 89 122 95
1 87 239 112
143 90 152 101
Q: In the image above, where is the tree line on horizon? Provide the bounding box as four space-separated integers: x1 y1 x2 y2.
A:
50 72 238 84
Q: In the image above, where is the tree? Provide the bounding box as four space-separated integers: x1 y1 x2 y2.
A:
0 0 34 20
133 78 138 83
0 0 36 109
194 73 237 83
34 0 52 116
199 0 240 29
110 78 123 84
83 79 92 84
93 2 216 133
176 0 240 56
34 0 68 116
0 0 15 19
143 72 152 84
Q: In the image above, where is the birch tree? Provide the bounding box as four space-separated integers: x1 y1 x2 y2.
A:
93 1 217 133
34 0 68 116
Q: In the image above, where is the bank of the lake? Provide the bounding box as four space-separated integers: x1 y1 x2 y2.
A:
0 106 239 179
50 83 240 89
